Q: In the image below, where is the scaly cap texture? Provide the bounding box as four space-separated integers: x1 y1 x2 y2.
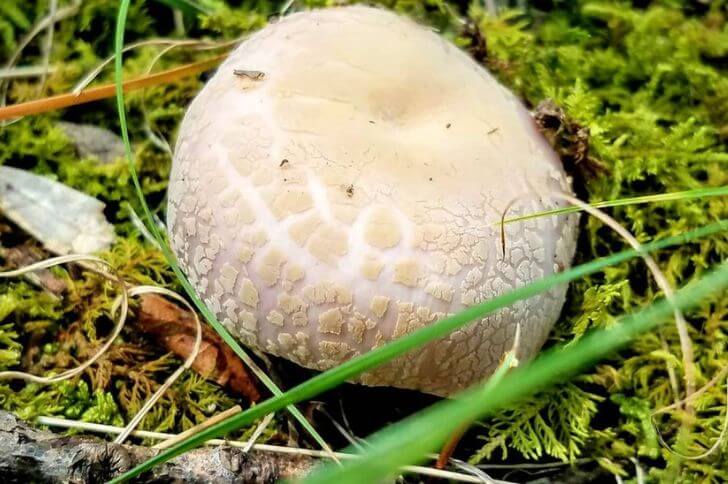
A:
168 6 578 396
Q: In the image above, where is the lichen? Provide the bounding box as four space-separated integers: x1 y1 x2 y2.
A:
0 0 726 481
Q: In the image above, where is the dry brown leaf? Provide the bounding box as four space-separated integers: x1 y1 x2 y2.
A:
137 294 260 402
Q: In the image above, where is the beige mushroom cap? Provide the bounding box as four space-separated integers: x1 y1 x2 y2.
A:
168 6 578 396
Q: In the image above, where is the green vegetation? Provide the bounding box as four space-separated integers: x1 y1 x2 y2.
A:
1 0 726 482
471 3 727 479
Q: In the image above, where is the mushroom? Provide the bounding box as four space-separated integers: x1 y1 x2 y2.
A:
167 6 578 396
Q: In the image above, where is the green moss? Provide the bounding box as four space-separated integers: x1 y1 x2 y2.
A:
468 382 603 462
464 2 727 480
0 0 725 481
0 250 243 430
0 323 21 370
0 379 123 426
611 393 661 459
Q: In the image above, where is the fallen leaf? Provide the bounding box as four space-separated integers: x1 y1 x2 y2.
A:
137 294 260 402
0 166 115 255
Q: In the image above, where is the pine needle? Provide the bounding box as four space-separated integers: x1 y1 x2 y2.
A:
0 54 226 120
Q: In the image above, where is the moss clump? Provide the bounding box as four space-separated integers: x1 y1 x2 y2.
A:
1 380 124 429
0 236 246 435
460 2 727 480
0 0 726 481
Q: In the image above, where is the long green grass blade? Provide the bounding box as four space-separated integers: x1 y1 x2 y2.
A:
303 262 728 484
501 186 728 226
109 221 726 483
113 0 331 453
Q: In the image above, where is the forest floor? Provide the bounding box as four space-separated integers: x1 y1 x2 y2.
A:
0 1 726 482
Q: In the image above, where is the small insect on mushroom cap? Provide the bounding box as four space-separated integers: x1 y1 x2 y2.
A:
168 6 578 397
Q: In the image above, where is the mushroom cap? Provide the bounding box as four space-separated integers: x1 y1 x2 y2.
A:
168 6 578 396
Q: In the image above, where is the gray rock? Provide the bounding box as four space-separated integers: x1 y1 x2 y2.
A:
58 121 126 164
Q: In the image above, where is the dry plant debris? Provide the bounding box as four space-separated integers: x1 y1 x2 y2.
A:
137 293 261 402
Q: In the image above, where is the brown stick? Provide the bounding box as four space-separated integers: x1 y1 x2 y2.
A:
0 410 311 483
0 54 226 120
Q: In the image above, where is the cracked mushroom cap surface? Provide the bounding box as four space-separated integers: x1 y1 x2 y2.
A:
168 6 578 396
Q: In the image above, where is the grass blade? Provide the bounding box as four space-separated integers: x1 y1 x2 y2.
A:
113 0 332 455
108 221 727 483
501 186 728 226
302 263 728 484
